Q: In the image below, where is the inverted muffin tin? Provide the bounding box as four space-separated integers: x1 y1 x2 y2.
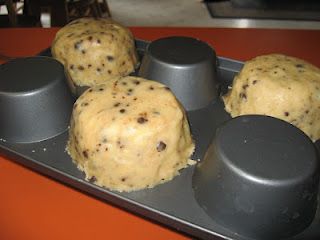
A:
1 38 320 240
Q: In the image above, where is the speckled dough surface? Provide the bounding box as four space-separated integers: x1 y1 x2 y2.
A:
51 18 138 90
67 76 195 192
223 54 320 141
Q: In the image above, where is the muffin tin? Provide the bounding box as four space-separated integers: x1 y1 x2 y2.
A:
1 37 320 240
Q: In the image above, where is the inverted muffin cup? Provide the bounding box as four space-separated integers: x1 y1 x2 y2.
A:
0 56 74 143
193 115 320 239
138 36 219 111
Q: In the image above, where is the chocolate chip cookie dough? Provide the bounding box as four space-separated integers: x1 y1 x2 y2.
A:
223 54 320 141
67 76 195 192
51 17 138 93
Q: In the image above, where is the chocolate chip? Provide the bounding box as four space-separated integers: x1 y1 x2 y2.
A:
133 97 137 101
107 55 114 61
121 61 126 66
81 102 89 107
114 102 120 107
273 71 278 74
98 88 104 91
74 40 82 50
89 176 97 183
137 117 148 124
164 87 170 91
149 86 154 90
89 89 93 92
296 64 304 68
78 65 84 71
108 70 112 74
252 80 258 84
157 141 166 152
119 109 126 113
239 93 247 100
97 68 101 72
82 150 89 158
284 111 290 116
305 110 309 114
105 147 108 151
122 82 127 86
121 177 127 182
88 64 92 68
70 64 74 70
128 88 133 93
88 36 93 41
102 138 107 143
97 39 101 44
81 50 86 54
133 80 140 85
242 84 249 90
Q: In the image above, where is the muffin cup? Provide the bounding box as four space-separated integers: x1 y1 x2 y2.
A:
0 56 74 143
193 115 320 239
138 36 218 111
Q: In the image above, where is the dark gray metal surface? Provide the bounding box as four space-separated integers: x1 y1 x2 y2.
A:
194 115 319 239
138 36 218 111
0 57 74 143
0 39 319 240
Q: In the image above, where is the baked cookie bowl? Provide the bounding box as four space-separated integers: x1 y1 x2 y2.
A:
0 56 74 143
193 115 320 239
51 18 139 98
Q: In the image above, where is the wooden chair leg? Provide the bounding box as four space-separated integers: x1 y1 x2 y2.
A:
50 0 69 26
90 0 101 17
94 0 102 17
5 0 18 27
100 0 111 17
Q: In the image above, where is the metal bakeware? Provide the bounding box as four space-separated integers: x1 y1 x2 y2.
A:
0 38 319 240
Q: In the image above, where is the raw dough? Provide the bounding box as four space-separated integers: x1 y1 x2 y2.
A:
223 54 320 141
51 17 138 91
67 76 195 192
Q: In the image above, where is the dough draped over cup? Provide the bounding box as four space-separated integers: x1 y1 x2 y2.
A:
223 54 320 141
67 76 195 192
51 17 138 92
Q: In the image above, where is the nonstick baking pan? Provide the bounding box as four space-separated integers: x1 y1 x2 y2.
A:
0 37 319 240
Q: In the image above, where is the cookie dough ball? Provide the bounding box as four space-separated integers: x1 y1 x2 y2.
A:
51 17 138 93
223 54 320 141
67 76 195 192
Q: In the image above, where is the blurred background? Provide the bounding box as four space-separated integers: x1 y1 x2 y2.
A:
0 0 319 29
